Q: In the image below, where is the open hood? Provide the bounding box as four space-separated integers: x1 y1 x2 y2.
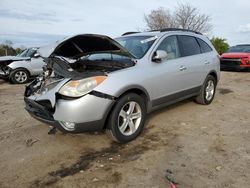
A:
38 34 135 59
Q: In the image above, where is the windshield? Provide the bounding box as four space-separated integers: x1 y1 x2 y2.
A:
17 48 37 57
79 52 133 65
227 45 250 53
116 36 157 59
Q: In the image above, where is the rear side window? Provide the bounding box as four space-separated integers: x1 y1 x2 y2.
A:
197 38 213 53
178 35 201 57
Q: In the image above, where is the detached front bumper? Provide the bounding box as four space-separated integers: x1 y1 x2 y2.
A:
24 92 115 133
0 68 10 79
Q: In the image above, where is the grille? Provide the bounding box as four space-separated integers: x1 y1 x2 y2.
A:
37 100 54 112
220 58 241 66
24 98 54 121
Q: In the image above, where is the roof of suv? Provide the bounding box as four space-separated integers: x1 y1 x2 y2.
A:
121 28 203 38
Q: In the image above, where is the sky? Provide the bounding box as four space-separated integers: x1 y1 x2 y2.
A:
0 0 250 48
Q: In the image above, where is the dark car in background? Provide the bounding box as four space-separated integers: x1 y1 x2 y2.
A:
220 45 250 71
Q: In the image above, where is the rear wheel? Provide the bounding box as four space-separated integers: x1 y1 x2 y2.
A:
9 68 30 84
106 93 146 143
195 75 217 105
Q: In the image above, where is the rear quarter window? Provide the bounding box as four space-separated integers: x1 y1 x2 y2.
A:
197 38 213 53
178 35 201 57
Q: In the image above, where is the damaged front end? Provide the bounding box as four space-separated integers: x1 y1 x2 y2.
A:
24 34 135 133
0 62 12 79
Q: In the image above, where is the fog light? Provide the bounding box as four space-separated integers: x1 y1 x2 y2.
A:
59 121 76 131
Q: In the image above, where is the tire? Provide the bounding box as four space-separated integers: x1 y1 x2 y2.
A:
195 75 217 105
9 68 30 84
106 93 147 143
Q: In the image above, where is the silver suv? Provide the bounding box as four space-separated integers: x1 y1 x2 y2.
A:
24 29 220 143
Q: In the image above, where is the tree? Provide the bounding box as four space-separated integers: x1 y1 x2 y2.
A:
15 48 23 55
0 44 16 56
210 37 229 55
0 41 25 56
144 7 175 30
174 4 212 33
144 3 212 33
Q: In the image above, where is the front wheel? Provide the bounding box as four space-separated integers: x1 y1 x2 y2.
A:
9 68 30 84
195 75 217 105
106 93 146 143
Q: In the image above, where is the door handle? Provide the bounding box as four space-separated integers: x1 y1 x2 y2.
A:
179 66 187 71
204 61 211 65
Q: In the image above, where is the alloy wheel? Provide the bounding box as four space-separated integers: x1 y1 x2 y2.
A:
14 71 28 83
118 101 142 136
205 80 215 101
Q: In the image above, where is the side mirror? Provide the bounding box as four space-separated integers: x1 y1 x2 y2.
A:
152 50 168 62
33 53 40 58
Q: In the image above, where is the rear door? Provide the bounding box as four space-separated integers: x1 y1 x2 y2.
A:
196 37 215 75
177 35 205 89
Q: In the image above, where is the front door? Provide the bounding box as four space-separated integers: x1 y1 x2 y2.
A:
147 35 188 107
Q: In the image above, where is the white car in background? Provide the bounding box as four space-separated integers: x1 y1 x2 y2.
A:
0 47 45 84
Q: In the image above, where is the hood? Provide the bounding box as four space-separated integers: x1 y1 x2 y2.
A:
0 56 30 62
221 52 250 59
38 34 135 59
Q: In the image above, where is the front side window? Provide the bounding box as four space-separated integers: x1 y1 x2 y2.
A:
157 35 180 60
116 36 157 59
178 35 201 57
26 48 37 57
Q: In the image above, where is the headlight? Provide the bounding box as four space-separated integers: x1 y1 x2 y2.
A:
58 76 107 97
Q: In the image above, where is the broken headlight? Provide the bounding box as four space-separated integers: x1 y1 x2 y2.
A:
58 76 107 97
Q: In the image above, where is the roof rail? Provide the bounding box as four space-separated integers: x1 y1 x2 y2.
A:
122 32 140 36
151 28 202 35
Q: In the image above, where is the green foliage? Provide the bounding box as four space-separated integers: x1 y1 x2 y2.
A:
15 48 23 55
210 37 229 55
0 41 25 56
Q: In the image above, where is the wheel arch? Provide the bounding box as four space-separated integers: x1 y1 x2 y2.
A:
10 67 31 77
102 85 150 130
208 70 218 83
118 85 149 100
9 67 31 84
